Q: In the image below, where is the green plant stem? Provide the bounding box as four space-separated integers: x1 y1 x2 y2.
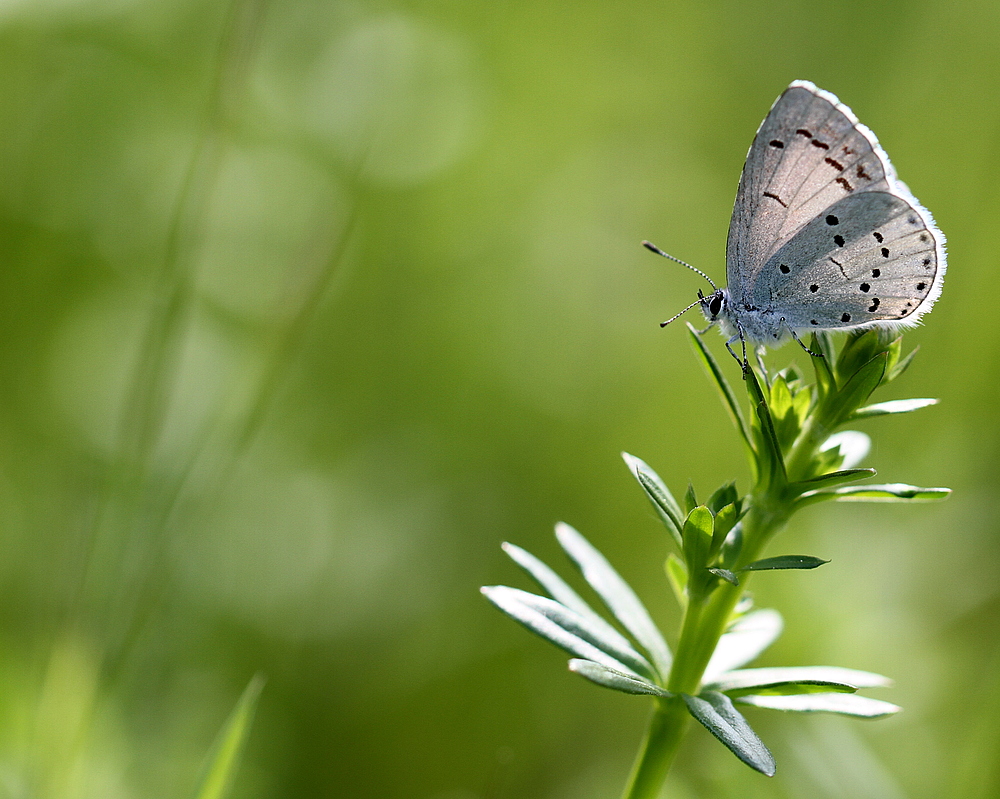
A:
621 697 691 799
624 493 793 796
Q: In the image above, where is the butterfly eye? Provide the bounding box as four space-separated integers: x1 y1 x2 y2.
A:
709 295 723 317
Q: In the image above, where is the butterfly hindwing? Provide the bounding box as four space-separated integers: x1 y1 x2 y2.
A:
755 191 942 329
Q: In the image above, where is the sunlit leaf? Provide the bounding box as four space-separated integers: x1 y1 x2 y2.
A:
736 692 900 718
622 453 684 548
481 586 656 679
501 541 653 668
797 483 952 508
791 468 876 491
555 523 672 676
851 397 938 420
706 666 891 693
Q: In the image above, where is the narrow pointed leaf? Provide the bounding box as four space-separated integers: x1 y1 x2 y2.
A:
703 609 783 684
810 332 837 396
555 523 672 676
851 397 938 420
740 555 829 572
706 482 738 515
501 542 595 616
190 674 265 799
683 482 698 514
791 468 876 491
754 400 787 483
569 659 672 697
481 586 657 680
886 343 919 382
835 329 885 384
622 453 683 548
683 691 776 776
501 542 633 650
709 568 739 586
797 483 951 508
736 692 900 718
687 323 751 449
706 666 892 693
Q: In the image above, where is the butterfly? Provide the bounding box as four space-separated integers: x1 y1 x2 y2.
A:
649 80 946 365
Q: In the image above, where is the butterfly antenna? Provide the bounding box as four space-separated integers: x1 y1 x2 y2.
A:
660 295 705 328
642 240 718 291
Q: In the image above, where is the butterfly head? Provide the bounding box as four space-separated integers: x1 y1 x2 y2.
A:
698 288 727 323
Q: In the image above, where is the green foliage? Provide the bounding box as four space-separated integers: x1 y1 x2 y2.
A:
484 330 949 792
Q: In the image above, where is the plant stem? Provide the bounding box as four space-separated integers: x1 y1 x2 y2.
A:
624 489 793 796
621 697 691 799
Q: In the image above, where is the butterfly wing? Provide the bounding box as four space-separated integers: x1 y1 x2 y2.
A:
726 80 945 329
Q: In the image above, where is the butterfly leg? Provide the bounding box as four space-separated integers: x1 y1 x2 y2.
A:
724 326 751 378
783 321 823 359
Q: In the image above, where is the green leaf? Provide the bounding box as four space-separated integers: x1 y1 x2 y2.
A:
850 397 938 420
711 503 739 556
754 399 788 483
768 375 801 451
683 692 776 776
501 541 658 672
703 609 783 684
665 553 688 610
622 453 684 548
190 674 265 799
556 523 673 676
791 468 876 491
830 352 887 424
569 659 671 697
709 567 739 586
835 329 886 384
682 506 715 573
886 343 919 382
706 481 739 515
687 323 751 450
481 586 655 678
797 483 952 508
683 482 698 514
736 692 900 718
502 542 600 618
740 555 829 572
705 666 892 693
809 332 837 396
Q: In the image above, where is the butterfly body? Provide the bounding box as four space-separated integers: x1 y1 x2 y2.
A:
682 81 946 359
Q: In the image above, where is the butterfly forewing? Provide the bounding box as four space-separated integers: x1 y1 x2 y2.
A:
728 82 896 302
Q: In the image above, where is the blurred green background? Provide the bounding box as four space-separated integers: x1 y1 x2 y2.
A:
0 0 994 796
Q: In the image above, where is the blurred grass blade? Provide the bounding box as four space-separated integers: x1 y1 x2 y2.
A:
191 674 265 799
481 586 654 679
702 609 783 684
797 483 952 508
791 468 876 491
569 659 671 697
706 666 891 693
683 691 776 776
740 555 829 572
501 541 634 650
736 692 900 717
687 323 751 449
622 453 684 548
850 397 938 420
556 523 672 676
